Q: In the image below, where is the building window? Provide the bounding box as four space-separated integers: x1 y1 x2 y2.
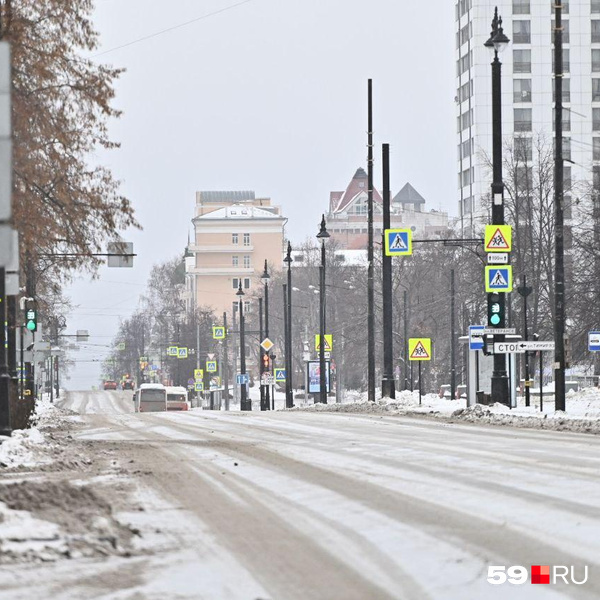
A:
515 137 533 162
593 50 600 72
554 137 571 161
232 278 239 289
553 77 570 102
513 20 531 44
459 109 472 131
551 20 569 44
592 20 600 43
462 196 472 215
457 22 471 48
244 301 251 314
594 108 600 130
594 166 600 189
457 52 471 76
458 80 472 104
552 49 570 73
460 138 472 160
243 255 250 269
514 108 532 132
458 0 472 19
244 277 251 289
594 138 600 160
513 79 531 102
564 166 572 192
232 233 238 245
243 233 250 246
594 79 600 102
512 0 530 14
553 108 571 132
460 167 474 188
513 50 531 73
594 0 600 15
232 302 238 314
232 255 239 267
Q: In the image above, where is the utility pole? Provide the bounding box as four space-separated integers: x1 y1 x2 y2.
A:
0 267 11 434
284 241 293 408
403 290 409 390
283 283 288 407
259 297 266 410
195 315 201 407
553 1 566 412
517 276 533 407
237 282 250 411
223 311 229 411
232 308 239 407
450 269 456 403
367 79 375 403
381 143 395 398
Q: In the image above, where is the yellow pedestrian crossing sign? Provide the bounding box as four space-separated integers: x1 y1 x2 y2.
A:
167 346 178 356
485 225 512 252
315 334 333 352
206 360 217 373
409 338 432 361
485 265 513 292
212 326 225 340
384 229 413 256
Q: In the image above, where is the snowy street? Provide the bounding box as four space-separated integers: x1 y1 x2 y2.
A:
1 391 599 599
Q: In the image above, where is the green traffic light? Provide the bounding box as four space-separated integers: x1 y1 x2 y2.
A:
490 314 501 326
26 321 36 331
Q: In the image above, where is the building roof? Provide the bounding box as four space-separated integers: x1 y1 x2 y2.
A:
332 167 383 213
194 204 284 221
197 191 256 204
393 183 426 205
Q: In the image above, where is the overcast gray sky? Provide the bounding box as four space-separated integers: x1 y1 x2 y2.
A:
64 0 458 389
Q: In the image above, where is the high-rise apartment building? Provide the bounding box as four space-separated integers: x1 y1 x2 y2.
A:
456 0 595 232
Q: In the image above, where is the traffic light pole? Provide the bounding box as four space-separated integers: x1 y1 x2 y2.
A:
0 267 12 435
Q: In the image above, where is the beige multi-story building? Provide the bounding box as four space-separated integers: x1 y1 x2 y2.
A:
184 191 286 316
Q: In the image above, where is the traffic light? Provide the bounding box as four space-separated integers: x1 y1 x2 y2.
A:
487 293 504 328
25 300 37 332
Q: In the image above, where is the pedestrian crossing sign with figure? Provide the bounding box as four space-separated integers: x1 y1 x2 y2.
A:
206 360 217 373
485 265 513 292
485 225 512 253
384 229 413 256
212 326 225 340
409 338 432 361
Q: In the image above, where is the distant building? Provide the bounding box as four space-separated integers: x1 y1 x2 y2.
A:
327 168 449 249
184 192 286 316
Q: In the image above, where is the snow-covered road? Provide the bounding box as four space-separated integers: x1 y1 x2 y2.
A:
5 391 600 599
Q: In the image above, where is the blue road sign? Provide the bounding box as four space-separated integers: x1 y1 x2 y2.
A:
469 325 485 351
589 331 600 352
485 265 512 292
237 374 249 385
384 229 412 256
274 368 286 382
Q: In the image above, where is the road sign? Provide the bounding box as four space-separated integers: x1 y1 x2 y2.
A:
261 373 275 385
117 342 126 351
384 229 413 256
274 368 286 382
261 338 274 352
206 353 215 360
107 241 134 268
482 327 516 335
187 378 195 386
409 338 432 361
194 369 204 380
212 326 225 340
209 376 221 390
589 331 600 352
494 341 555 354
485 266 512 292
487 253 508 265
178 347 188 359
206 360 217 372
485 225 512 252
167 346 178 356
469 325 485 351
195 382 204 392
237 373 249 385
315 334 333 352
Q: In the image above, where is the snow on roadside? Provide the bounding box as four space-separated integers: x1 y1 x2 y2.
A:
292 387 600 434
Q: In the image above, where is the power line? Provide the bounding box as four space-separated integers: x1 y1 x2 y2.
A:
93 0 254 57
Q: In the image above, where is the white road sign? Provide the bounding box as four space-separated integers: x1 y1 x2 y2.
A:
482 327 516 335
494 341 554 354
487 253 509 265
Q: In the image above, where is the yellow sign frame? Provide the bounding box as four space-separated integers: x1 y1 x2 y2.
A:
212 326 225 340
485 265 513 293
315 334 333 352
484 225 512 253
206 360 218 373
384 229 413 256
408 338 432 361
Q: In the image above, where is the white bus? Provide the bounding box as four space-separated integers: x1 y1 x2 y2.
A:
134 383 168 413
166 386 190 411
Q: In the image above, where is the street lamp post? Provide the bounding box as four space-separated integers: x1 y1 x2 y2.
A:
317 215 330 403
261 260 271 410
283 241 294 408
485 8 510 406
236 282 250 411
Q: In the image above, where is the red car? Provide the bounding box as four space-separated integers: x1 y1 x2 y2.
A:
103 380 118 390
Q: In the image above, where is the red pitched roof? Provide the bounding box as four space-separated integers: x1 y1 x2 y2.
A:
332 168 383 214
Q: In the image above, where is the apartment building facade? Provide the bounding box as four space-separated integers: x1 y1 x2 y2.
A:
456 0 595 232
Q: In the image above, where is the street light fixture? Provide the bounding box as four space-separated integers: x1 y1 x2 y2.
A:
316 214 330 403
283 241 294 408
261 260 271 410
485 7 510 406
236 281 250 411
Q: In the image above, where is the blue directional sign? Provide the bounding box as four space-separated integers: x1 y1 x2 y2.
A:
384 229 412 256
589 331 600 352
469 325 485 351
274 368 286 382
485 265 513 292
237 374 249 385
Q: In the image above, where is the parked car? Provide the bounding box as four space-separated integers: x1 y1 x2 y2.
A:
122 379 135 390
103 380 118 391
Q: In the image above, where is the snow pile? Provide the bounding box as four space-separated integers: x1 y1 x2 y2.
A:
0 428 47 469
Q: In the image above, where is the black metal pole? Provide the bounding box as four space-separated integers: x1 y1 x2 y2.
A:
450 269 456 402
404 290 409 390
540 348 544 413
488 9 510 406
286 242 294 408
264 276 270 410
223 312 229 411
283 283 288 407
0 268 11 435
239 295 249 411
319 247 327 403
553 2 566 412
259 296 266 410
517 276 532 407
381 143 395 399
418 361 422 406
367 79 375 403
